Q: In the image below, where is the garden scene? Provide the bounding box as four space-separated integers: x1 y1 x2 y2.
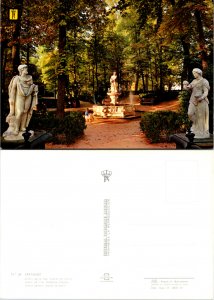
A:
1 0 213 149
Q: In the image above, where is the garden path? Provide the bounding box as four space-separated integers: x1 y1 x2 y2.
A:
46 96 179 149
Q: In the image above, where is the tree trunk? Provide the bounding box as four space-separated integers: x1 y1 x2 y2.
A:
149 60 154 91
135 70 139 93
57 23 66 119
103 64 107 92
92 66 95 99
194 10 208 70
145 74 149 92
94 36 99 93
159 46 164 91
88 64 91 92
155 0 163 32
72 29 80 107
26 44 30 66
169 0 175 5
141 71 145 92
154 56 158 90
1 42 8 94
95 60 99 93
12 0 23 74
169 1 192 83
181 37 191 83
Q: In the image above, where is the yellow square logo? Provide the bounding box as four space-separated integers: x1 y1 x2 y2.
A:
9 9 18 20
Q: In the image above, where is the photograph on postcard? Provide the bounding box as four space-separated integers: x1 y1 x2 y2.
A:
1 0 213 150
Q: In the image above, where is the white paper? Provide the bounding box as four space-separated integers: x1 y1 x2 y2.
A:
0 150 213 299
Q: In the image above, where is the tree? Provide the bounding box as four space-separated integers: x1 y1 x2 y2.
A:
117 0 213 86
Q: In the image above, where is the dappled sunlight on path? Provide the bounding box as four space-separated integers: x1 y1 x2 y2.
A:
66 121 175 149
46 121 176 149
46 96 179 149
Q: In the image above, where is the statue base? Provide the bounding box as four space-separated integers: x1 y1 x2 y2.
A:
93 105 135 118
193 133 210 139
1 131 52 149
169 133 213 149
2 130 35 141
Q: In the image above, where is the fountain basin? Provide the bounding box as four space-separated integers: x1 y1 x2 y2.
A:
93 104 135 118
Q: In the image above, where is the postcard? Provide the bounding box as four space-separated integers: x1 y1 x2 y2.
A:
1 0 213 299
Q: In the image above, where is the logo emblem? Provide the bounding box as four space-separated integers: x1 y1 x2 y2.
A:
101 170 112 182
100 272 113 282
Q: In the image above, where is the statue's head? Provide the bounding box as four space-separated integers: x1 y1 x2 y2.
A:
18 64 28 75
192 68 202 76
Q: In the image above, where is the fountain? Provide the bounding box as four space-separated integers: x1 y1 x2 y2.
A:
93 72 135 118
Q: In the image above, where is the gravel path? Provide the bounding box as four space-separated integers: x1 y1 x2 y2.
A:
46 98 179 150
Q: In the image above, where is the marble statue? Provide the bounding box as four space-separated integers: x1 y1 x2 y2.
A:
93 70 135 118
183 68 210 139
110 71 117 93
109 71 118 105
3 64 38 140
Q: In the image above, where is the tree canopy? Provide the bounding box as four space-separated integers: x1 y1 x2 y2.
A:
1 0 213 116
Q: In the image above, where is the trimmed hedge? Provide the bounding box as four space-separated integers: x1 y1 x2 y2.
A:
140 110 182 143
30 111 60 131
29 111 86 144
139 90 180 105
54 112 86 144
178 90 191 129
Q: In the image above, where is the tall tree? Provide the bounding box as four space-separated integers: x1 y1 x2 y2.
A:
56 0 67 118
11 0 23 74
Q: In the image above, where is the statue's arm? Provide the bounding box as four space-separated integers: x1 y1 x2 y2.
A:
33 84 38 93
6 76 18 118
32 85 39 106
8 76 19 114
9 76 18 100
198 85 209 101
183 80 192 90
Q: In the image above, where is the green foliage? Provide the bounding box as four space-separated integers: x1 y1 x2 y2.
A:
1 0 213 101
177 90 191 129
139 91 180 104
140 110 182 143
32 46 59 92
29 111 60 132
1 93 10 135
54 112 86 144
29 111 86 144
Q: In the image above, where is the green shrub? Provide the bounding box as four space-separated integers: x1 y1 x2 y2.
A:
54 112 86 144
1 93 10 135
140 110 182 143
29 111 86 144
178 90 191 129
139 93 158 105
29 111 60 132
139 90 180 105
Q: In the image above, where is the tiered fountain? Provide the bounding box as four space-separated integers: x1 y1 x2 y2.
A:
93 72 135 118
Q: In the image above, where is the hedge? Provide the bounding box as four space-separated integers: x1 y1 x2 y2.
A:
29 111 86 144
140 110 182 143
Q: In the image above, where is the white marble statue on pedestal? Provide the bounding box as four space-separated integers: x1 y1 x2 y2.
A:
183 68 210 139
3 65 38 140
109 71 118 105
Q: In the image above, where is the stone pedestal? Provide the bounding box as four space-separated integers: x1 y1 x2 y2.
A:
169 133 213 149
1 131 52 149
107 91 120 105
93 105 135 118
